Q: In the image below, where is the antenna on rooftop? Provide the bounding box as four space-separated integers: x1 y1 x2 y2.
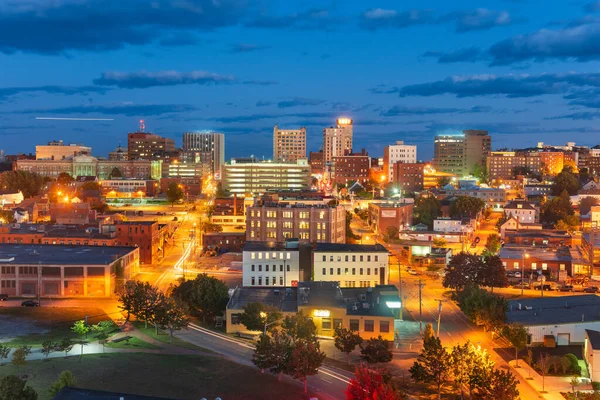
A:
139 119 145 133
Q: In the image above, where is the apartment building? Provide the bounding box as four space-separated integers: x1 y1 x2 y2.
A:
332 149 370 185
242 240 312 287
504 199 538 223
487 151 542 181
323 118 353 164
273 126 306 163
434 130 491 176
383 141 417 182
393 162 424 193
127 131 176 161
245 199 346 243
368 202 414 235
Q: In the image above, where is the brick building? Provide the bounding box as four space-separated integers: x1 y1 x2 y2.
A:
115 221 166 265
392 162 424 193
332 149 370 185
368 202 414 235
309 150 325 175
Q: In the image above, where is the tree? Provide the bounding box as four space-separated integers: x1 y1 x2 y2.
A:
58 338 74 358
108 167 122 179
423 323 435 342
118 280 161 328
482 255 508 292
91 321 115 353
555 215 580 233
455 286 507 331
541 190 574 225
410 335 452 400
334 327 363 364
214 182 229 198
384 226 399 242
450 196 486 219
552 169 580 196
432 237 447 248
485 368 520 400
198 221 223 233
0 344 10 366
287 339 326 394
282 311 318 341
537 353 551 393
472 163 489 183
437 176 451 187
71 320 89 358
252 331 293 380
443 252 485 290
345 211 360 241
171 274 229 323
0 375 37 400
484 234 502 255
345 363 399 400
56 172 74 185
80 181 101 191
512 166 532 178
580 197 599 215
0 170 46 198
41 340 55 361
166 182 184 206
11 348 27 366
503 323 528 368
413 194 442 229
48 370 76 396
239 302 282 332
360 336 392 365
154 296 189 342
450 341 493 399
496 212 510 230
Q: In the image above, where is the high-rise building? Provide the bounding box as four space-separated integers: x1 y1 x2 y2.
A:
181 131 225 178
273 126 306 163
323 118 353 164
127 132 176 161
487 151 542 181
36 140 91 160
434 130 491 176
383 141 417 182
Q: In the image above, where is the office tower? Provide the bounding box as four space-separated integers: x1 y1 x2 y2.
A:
127 132 175 161
181 131 225 178
323 118 353 164
309 150 324 175
433 130 491 176
273 125 306 163
383 141 417 182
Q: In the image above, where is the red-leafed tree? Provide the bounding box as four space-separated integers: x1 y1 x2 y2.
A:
346 363 401 400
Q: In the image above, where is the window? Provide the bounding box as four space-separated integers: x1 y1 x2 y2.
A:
560 264 566 271
330 256 334 262
349 319 359 331
251 252 256 259
360 268 363 275
265 277 269 285
334 319 343 329
374 268 378 275
375 255 379 262
513 262 519 269
330 268 334 275
360 255 364 262
322 268 326 276
251 277 255 286
337 256 341 262
231 314 240 325
273 278 276 286
364 320 374 332
531 263 537 270
280 265 283 272
280 277 283 285
352 255 356 262
345 255 348 262
380 321 390 333
322 255 326 262
258 277 262 285
322 318 332 330
367 268 371 275
258 265 262 272
258 253 263 260
352 268 356 275
337 268 341 275
367 255 371 262
542 263 548 270
345 268 348 275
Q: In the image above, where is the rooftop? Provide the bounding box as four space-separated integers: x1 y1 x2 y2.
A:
342 285 400 317
0 244 136 265
586 329 600 350
507 295 600 325
228 286 298 313
505 200 536 210
314 243 388 253
297 281 345 309
115 221 158 226
243 240 305 252
499 246 573 261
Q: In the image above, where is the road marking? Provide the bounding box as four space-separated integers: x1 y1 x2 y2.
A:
318 367 351 384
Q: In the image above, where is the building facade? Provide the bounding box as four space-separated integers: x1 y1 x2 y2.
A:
323 118 353 164
222 159 311 195
383 141 417 182
36 140 91 160
181 131 225 178
273 126 306 163
504 199 537 223
309 150 325 175
434 130 491 176
242 240 312 287
312 243 389 288
368 202 414 235
332 149 370 185
246 200 346 244
127 132 176 161
392 162 424 193
16 158 161 180
487 151 542 181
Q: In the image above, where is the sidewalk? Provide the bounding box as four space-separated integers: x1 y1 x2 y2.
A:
509 359 590 400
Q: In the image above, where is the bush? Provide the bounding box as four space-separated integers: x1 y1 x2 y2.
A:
592 381 600 391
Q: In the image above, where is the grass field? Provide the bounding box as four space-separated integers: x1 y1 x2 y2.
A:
104 336 161 350
0 353 312 400
0 307 113 347
132 321 207 351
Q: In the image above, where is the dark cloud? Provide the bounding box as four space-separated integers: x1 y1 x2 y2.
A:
208 111 333 123
255 101 272 107
247 8 336 31
421 47 485 63
230 43 269 53
359 8 512 32
380 105 492 117
489 23 600 65
157 33 199 47
277 97 326 109
545 112 600 120
15 103 198 117
0 85 109 102
376 72 600 98
0 0 250 55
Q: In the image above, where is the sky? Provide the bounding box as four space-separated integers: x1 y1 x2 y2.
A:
3 0 600 161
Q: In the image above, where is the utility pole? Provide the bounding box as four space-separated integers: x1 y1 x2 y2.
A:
398 256 403 321
418 279 425 334
37 262 41 306
435 299 443 337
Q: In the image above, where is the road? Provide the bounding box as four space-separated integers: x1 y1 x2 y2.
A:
177 323 353 400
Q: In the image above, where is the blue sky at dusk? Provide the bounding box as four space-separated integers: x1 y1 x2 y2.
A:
2 0 600 160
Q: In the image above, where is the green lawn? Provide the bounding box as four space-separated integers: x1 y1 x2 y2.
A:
104 336 161 350
0 353 312 400
132 321 208 352
0 307 113 347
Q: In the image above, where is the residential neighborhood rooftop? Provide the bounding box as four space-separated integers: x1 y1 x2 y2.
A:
507 295 600 326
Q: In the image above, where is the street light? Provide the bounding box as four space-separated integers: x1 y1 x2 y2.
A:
260 311 279 335
521 252 529 296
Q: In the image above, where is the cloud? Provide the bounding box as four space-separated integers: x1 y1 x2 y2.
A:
207 111 333 123
230 43 269 53
421 47 485 63
255 100 272 107
584 1 600 12
247 8 336 31
545 112 600 120
489 23 600 65
15 103 197 117
359 8 512 32
0 0 251 55
376 72 600 98
157 33 198 47
277 97 326 109
0 85 109 102
380 105 492 117
93 70 237 89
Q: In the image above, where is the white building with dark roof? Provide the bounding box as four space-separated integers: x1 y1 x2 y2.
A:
504 199 538 223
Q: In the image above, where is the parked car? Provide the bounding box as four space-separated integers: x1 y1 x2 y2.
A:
559 285 574 292
533 284 553 291
513 283 529 289
514 272 522 278
584 286 599 293
172 217 178 221
0 294 8 301
408 269 417 275
21 300 39 307
506 271 515 277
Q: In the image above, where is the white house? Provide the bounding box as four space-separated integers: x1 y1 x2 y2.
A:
312 243 389 288
504 199 537 223
500 216 542 239
585 330 600 382
507 295 600 346
242 240 312 287
433 218 473 233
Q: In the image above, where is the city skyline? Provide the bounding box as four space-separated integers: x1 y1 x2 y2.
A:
4 1 600 159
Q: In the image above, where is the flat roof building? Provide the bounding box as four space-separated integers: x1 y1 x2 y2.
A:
222 158 311 195
434 130 491 176
273 125 306 163
323 118 353 164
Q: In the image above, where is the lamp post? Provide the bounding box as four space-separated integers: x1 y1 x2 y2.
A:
260 312 280 335
521 252 529 296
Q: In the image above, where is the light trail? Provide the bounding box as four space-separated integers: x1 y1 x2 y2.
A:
35 117 114 121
